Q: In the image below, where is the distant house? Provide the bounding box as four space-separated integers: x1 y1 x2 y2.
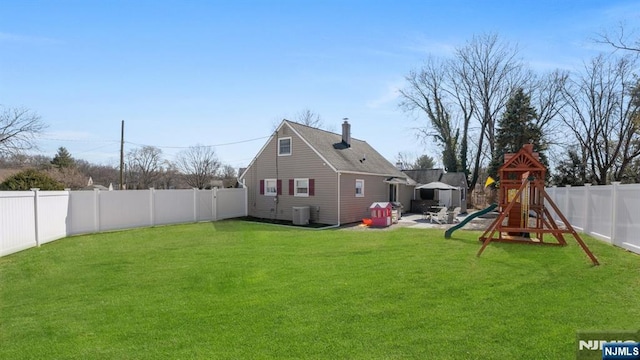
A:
81 177 109 191
239 120 415 225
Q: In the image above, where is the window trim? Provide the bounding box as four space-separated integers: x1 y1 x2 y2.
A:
278 137 292 156
355 179 365 197
264 178 277 196
294 178 309 197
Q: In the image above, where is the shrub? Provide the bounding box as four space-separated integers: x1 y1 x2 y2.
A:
0 168 65 190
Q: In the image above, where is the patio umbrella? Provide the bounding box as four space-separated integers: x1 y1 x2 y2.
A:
415 181 458 190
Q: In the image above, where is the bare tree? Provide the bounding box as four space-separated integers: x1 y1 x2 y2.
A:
399 58 459 172
560 54 640 184
293 108 336 132
0 153 51 169
218 164 238 188
218 164 236 178
446 56 476 180
0 106 47 155
454 33 529 189
530 70 569 134
395 151 415 170
399 33 527 190
175 145 220 189
526 70 570 165
295 109 323 127
76 159 120 188
157 160 184 189
126 145 163 189
46 167 87 190
596 23 640 53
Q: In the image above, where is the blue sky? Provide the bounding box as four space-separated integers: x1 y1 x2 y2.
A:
1 0 639 170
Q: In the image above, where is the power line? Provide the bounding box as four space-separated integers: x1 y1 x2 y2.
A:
39 134 270 150
123 135 270 149
74 143 119 154
39 137 119 143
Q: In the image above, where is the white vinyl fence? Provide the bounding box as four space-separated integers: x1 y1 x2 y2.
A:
547 183 640 255
0 188 247 257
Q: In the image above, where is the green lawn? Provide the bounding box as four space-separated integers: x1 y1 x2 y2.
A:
1 221 639 359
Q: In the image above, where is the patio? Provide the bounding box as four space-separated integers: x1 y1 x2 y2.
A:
347 210 496 231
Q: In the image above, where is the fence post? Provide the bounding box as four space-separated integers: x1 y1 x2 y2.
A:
611 182 620 245
243 183 248 217
213 188 218 221
31 188 40 247
564 185 571 225
583 184 591 234
149 188 155 226
94 188 101 232
193 188 198 222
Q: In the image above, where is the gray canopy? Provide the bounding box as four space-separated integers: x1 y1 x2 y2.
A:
415 181 458 190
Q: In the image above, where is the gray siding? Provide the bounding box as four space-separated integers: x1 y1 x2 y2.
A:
398 184 414 214
244 124 339 225
339 173 391 224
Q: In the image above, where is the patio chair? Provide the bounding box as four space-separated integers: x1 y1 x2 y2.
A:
451 207 461 223
421 204 432 220
427 207 448 224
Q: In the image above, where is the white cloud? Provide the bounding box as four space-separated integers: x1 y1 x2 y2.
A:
366 80 403 109
403 33 458 57
40 130 94 141
0 32 61 45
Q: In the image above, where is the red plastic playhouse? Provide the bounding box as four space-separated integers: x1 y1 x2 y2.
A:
369 202 393 227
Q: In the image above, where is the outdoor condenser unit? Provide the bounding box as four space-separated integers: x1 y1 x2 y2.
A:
292 206 310 225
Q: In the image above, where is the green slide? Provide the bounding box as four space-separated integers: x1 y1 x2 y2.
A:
444 203 498 239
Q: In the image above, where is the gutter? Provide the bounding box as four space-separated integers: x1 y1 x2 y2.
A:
337 171 341 227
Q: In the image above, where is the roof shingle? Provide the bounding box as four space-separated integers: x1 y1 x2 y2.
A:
284 120 407 178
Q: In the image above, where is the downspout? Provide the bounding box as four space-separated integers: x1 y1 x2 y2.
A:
337 171 341 226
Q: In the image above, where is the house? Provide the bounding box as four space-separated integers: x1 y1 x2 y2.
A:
239 119 415 225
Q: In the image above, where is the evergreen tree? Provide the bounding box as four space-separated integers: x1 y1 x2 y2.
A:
0 169 65 190
551 148 587 186
414 154 436 169
489 88 547 179
51 147 75 168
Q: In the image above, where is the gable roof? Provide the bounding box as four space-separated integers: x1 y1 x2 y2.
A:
402 168 468 189
440 172 469 188
241 120 410 180
501 144 546 172
401 169 443 184
285 120 407 177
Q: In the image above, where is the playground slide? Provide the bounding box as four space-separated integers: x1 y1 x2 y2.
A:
444 203 498 239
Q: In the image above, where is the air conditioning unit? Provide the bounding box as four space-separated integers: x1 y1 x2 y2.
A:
292 206 310 225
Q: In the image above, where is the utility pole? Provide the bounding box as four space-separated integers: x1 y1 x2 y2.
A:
120 120 125 190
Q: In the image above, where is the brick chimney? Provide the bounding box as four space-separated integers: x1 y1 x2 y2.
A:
341 118 351 147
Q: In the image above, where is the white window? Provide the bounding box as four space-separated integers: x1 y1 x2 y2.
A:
278 137 292 156
355 179 364 197
294 178 309 197
265 179 277 196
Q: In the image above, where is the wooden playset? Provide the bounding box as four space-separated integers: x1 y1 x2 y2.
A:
477 144 599 265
